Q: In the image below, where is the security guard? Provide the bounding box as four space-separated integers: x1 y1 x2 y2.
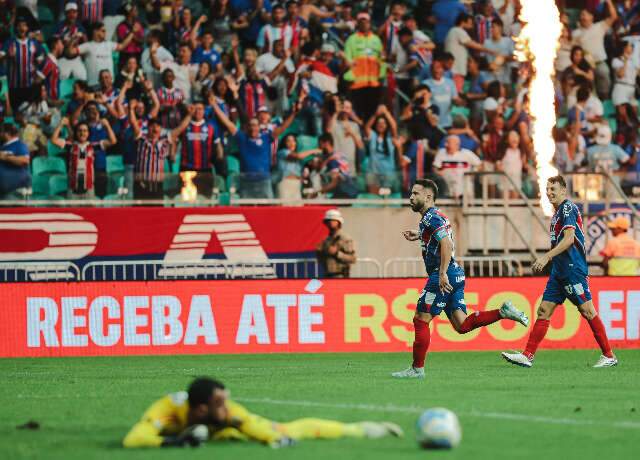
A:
600 216 640 276
316 209 356 278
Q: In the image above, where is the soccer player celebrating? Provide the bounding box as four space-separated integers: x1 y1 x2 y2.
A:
392 179 529 379
502 176 618 368
123 377 402 448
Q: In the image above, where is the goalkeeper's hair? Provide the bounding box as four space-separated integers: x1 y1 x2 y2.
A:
188 377 226 406
414 179 439 200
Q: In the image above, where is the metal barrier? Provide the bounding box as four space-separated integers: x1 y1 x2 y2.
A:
0 262 80 282
383 256 524 278
81 257 381 281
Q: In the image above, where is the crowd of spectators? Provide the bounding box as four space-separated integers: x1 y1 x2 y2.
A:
0 0 639 202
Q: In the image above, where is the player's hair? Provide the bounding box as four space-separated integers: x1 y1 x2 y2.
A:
547 175 567 188
188 377 226 407
415 179 439 199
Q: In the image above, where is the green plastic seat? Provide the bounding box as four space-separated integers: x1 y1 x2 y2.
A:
31 175 50 196
296 135 318 152
106 155 125 174
214 174 226 193
48 175 68 197
227 155 240 173
60 79 75 100
603 99 615 118
451 105 470 119
47 141 65 156
32 156 66 176
107 173 125 195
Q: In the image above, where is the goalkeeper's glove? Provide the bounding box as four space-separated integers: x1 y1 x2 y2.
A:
161 424 209 447
270 436 296 449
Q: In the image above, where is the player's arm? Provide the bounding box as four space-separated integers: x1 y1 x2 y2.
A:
228 402 289 446
122 397 174 448
438 233 454 293
532 227 576 273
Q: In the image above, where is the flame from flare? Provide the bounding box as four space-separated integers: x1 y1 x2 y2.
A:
180 171 198 201
514 0 562 216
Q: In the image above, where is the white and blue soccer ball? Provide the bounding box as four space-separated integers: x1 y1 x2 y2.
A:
416 408 462 449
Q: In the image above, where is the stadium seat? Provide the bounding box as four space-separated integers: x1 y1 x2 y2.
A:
30 175 50 197
60 79 76 100
106 155 125 174
226 172 240 194
227 155 240 173
296 135 318 152
608 118 617 133
451 105 470 119
47 141 65 157
603 100 615 118
107 173 125 195
48 175 68 198
214 175 226 193
32 156 66 177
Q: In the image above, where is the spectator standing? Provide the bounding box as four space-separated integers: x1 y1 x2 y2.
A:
116 3 145 65
600 216 640 276
54 2 88 80
586 124 629 174
150 43 198 104
611 41 640 116
572 0 617 100
364 104 402 194
0 16 44 111
0 123 30 198
257 3 292 53
431 0 467 45
344 12 385 122
327 98 364 175
444 12 496 93
156 69 186 129
316 209 356 278
211 97 298 199
317 133 359 199
178 101 223 198
422 60 461 129
141 31 174 89
497 129 526 198
39 37 64 107
276 134 320 201
77 20 138 87
433 134 481 199
50 116 116 198
256 39 295 117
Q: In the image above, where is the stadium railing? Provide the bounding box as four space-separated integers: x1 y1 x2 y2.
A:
383 256 524 278
0 262 81 282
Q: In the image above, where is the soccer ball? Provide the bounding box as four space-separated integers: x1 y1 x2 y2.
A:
415 408 462 449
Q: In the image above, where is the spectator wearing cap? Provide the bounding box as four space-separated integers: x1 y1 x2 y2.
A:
600 216 640 276
586 124 630 174
0 16 45 111
54 2 88 80
211 95 299 199
116 2 145 65
256 38 295 118
344 11 385 122
444 12 496 93
572 0 618 100
0 123 30 199
77 20 138 87
316 209 356 278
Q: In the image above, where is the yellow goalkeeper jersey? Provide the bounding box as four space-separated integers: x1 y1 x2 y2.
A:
122 391 286 447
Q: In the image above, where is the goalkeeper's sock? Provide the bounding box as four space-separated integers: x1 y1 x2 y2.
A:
412 317 430 368
458 310 501 333
587 315 613 358
523 319 550 360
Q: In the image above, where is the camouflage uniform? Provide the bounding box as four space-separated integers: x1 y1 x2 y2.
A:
316 230 356 278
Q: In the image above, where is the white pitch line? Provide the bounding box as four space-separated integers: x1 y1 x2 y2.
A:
235 397 640 430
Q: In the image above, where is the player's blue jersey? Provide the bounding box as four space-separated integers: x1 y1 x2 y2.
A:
549 199 588 278
419 207 456 274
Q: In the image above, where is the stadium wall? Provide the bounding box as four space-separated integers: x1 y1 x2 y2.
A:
1 278 638 358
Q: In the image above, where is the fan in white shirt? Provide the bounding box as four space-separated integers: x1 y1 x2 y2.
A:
433 135 482 198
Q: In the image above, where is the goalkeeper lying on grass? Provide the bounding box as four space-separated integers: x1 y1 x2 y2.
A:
123 377 402 448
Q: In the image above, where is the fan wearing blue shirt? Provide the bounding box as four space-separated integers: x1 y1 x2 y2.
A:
0 124 30 197
191 30 223 74
211 98 299 198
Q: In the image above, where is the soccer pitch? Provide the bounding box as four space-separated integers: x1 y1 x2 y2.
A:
1 350 638 460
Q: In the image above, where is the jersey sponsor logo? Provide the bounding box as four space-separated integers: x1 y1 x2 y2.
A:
436 302 446 308
455 275 465 283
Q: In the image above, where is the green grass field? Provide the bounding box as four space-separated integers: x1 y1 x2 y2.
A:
1 350 638 460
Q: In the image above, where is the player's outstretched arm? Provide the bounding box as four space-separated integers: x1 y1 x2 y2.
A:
532 227 576 273
402 230 420 241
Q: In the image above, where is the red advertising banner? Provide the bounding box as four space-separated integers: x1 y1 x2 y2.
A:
0 207 332 263
0 278 638 358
